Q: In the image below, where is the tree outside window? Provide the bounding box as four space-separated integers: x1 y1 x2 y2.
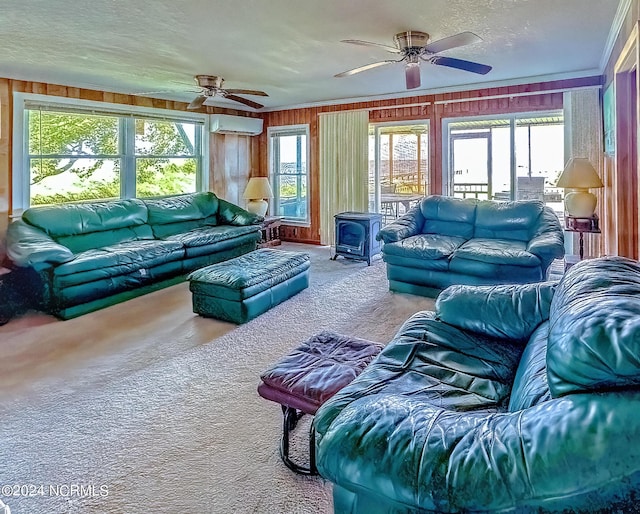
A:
27 108 203 206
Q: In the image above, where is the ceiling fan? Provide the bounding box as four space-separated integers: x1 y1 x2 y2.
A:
187 75 268 110
335 30 492 90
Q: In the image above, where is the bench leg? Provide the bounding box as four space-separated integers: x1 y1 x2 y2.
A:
280 406 318 476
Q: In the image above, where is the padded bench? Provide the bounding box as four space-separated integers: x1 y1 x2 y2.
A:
188 248 310 324
258 331 383 474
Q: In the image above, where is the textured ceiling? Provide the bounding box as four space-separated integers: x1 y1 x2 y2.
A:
0 0 621 111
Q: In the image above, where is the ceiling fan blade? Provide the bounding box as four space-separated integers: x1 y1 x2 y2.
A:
424 31 482 54
335 60 397 78
341 39 400 54
428 55 492 75
405 63 421 89
187 95 208 110
224 94 264 110
224 89 269 97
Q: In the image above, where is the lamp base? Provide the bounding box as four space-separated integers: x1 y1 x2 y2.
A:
564 189 597 218
246 199 268 216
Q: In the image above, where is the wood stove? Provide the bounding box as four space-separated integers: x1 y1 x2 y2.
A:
332 212 382 266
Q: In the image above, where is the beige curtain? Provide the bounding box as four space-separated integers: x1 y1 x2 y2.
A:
319 110 369 245
563 88 604 257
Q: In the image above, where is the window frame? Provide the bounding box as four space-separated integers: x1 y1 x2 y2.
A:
441 110 564 200
267 124 311 226
368 119 430 214
12 92 209 214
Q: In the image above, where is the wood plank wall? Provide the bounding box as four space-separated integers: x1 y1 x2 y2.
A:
262 76 600 244
601 1 640 260
210 133 260 207
0 78 260 242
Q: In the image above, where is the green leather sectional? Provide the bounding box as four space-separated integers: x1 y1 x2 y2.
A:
5 192 262 319
377 195 565 296
314 256 640 513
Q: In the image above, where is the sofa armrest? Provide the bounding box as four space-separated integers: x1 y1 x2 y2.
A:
375 205 424 243
217 199 263 226
435 281 556 342
316 391 640 512
5 219 74 269
526 206 565 269
527 231 565 266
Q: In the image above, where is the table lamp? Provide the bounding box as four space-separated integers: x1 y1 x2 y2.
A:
243 177 273 216
556 157 604 218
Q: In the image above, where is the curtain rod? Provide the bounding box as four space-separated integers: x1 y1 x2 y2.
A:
433 84 601 105
317 102 431 115
316 84 600 114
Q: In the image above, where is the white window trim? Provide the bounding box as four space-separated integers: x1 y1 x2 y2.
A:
12 92 210 214
267 123 311 227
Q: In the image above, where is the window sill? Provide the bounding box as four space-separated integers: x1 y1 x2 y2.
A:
281 220 311 228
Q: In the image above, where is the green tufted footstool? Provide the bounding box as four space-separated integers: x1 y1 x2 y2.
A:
188 248 310 324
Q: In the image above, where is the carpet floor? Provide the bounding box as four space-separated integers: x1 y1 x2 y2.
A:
0 243 435 514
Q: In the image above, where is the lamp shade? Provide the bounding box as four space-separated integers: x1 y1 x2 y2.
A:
556 158 603 189
243 177 273 200
556 158 603 218
243 177 273 216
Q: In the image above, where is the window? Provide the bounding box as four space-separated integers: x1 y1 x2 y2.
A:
443 111 564 215
268 125 310 225
14 94 207 210
368 122 429 224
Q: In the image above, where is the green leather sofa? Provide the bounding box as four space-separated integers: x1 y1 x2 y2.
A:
376 195 565 296
314 256 640 513
5 192 262 319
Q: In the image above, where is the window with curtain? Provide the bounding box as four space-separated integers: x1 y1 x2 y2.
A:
268 125 310 224
22 101 205 207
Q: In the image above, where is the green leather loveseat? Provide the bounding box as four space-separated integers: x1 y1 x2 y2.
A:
376 195 565 296
315 256 640 513
5 192 262 319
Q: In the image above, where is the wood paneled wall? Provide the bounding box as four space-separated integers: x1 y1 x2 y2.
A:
210 133 260 208
0 78 259 243
601 1 640 260
262 76 599 244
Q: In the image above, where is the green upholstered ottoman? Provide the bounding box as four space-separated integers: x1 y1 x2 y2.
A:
188 248 310 324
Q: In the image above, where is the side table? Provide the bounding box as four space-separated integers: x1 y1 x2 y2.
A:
258 216 283 248
564 215 601 270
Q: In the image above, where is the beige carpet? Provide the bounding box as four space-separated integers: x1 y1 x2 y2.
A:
0 244 435 514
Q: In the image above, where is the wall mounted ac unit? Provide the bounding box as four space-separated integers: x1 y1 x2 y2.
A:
210 114 263 136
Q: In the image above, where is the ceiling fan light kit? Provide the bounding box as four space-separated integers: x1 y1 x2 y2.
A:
336 30 492 90
187 75 268 110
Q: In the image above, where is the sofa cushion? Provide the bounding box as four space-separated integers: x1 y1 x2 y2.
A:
319 311 523 422
52 239 184 278
151 219 206 239
420 195 478 239
144 193 208 225
453 238 540 267
165 224 259 248
382 234 466 261
23 198 148 238
449 257 543 283
56 225 154 254
474 200 543 242
547 256 640 397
